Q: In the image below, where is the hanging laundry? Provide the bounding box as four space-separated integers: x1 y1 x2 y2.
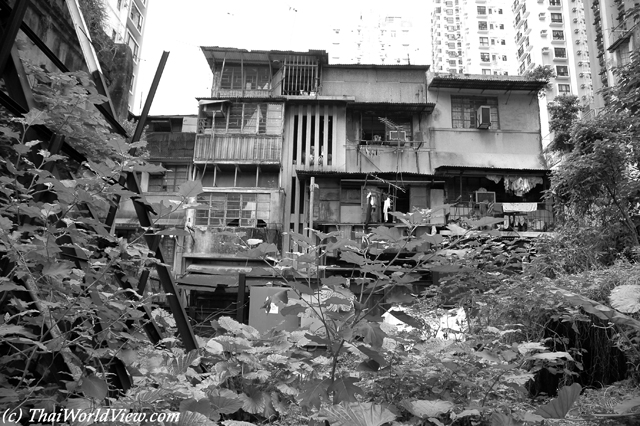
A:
383 195 391 222
486 175 502 184
503 176 543 196
502 202 538 212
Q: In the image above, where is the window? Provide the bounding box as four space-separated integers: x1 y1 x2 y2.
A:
499 24 505 29
549 0 561 5
129 73 135 94
446 8 453 14
515 13 521 25
552 30 564 40
502 55 507 61
480 52 490 61
501 39 506 45
491 39 496 45
129 2 144 32
477 5 487 14
221 103 283 134
195 193 270 227
498 8 503 13
125 31 139 62
478 21 487 30
554 47 567 58
148 164 189 192
558 84 571 94
550 13 562 22
617 40 631 65
482 69 491 74
519 63 526 74
518 46 525 57
480 37 489 47
448 42 456 49
446 17 454 23
556 65 569 76
451 96 499 129
449 60 457 66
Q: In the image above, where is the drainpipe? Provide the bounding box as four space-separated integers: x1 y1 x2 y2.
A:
309 177 316 235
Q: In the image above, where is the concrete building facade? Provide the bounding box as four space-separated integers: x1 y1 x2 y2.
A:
104 0 149 110
431 0 518 75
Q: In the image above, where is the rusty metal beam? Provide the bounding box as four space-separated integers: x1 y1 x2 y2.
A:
133 51 169 143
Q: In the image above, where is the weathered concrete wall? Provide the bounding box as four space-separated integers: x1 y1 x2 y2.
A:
322 67 427 103
426 87 545 170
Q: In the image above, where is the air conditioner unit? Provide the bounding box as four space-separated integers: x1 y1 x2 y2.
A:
581 84 586 88
573 18 578 22
576 40 581 44
572 7 577 11
577 50 582 55
388 130 407 141
579 72 584 77
574 28 580 33
542 47 550 54
539 12 546 18
476 105 491 129
540 29 548 36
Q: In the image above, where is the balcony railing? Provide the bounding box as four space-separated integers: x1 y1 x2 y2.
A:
194 134 281 163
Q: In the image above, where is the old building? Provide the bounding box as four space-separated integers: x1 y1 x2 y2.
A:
122 47 551 332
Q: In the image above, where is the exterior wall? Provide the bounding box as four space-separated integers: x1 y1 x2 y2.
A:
427 86 545 170
104 0 148 110
321 68 427 103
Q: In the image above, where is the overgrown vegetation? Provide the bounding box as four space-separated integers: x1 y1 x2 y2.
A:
3 53 640 426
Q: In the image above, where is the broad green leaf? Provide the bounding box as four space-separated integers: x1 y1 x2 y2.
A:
42 261 74 279
528 351 573 361
180 398 216 420
23 109 49 126
551 287 640 330
80 376 108 400
170 350 199 375
370 226 403 242
609 285 640 313
490 412 522 426
239 388 266 414
400 399 454 418
243 243 278 258
0 216 12 230
613 396 640 414
298 378 331 409
208 391 243 415
387 310 422 329
280 304 308 316
328 376 365 404
340 251 367 266
357 359 381 372
321 402 397 426
465 216 505 229
353 321 387 348
534 383 582 418
290 281 315 295
171 410 216 426
503 373 535 385
0 325 36 339
178 180 203 198
517 342 547 354
356 345 388 367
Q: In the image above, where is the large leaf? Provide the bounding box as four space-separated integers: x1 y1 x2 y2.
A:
528 351 573 361
534 383 582 418
356 345 388 367
490 412 522 426
387 310 422 329
178 180 203 198
551 287 640 330
80 376 108 400
171 411 216 426
613 396 640 414
609 285 640 313
400 399 454 418
239 388 266 414
353 321 387 348
321 402 397 426
208 390 244 415
170 350 199 375
328 376 365 404
298 378 331 409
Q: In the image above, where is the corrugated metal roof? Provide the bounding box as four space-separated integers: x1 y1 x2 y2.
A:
432 152 547 171
200 46 329 70
435 165 549 174
427 72 548 91
349 102 436 113
294 169 436 178
325 63 430 70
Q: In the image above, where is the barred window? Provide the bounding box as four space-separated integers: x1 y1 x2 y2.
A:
147 164 189 192
451 96 499 129
195 193 270 227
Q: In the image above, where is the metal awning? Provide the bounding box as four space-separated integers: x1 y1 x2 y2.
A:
350 102 436 114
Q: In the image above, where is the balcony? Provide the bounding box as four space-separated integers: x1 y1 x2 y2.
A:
194 134 281 164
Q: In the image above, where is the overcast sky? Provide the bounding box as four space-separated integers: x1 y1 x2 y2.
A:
133 0 431 116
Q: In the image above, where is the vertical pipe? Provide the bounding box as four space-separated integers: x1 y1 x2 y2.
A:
309 177 315 234
323 105 329 166
237 273 246 323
